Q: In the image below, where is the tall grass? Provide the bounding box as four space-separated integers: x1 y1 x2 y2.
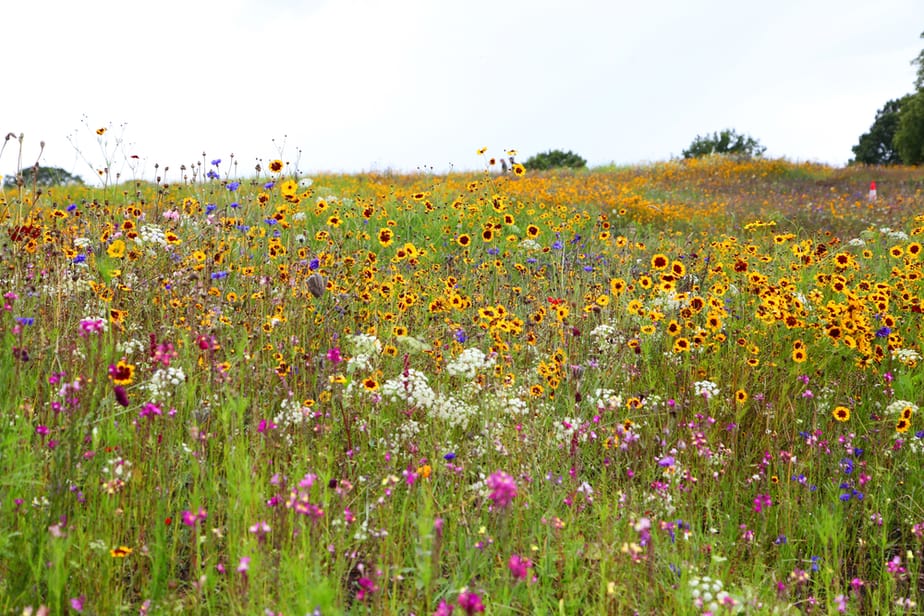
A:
1 147 923 614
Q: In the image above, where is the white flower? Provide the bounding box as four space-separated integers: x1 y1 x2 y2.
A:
693 380 720 400
446 347 495 380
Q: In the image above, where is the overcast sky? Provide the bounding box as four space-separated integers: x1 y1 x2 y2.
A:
3 0 923 182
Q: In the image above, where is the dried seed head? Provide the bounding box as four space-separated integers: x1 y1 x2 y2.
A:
307 273 326 299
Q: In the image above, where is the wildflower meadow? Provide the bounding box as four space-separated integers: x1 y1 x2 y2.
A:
2 143 924 614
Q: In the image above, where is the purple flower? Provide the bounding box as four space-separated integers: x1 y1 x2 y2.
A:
326 347 342 364
227 181 240 191
487 470 517 509
657 456 675 467
69 595 85 612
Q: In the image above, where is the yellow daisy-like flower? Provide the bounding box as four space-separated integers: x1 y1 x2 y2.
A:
268 159 284 173
280 179 298 197
512 163 526 177
832 406 850 422
107 239 126 259
109 360 135 386
110 546 132 558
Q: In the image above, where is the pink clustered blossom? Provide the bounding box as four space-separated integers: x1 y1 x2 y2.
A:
486 470 517 509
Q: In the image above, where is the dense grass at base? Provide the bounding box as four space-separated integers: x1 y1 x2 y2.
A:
1 156 924 614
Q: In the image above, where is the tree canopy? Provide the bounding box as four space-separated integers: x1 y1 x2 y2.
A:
523 149 587 171
682 129 766 160
851 96 910 165
2 166 84 188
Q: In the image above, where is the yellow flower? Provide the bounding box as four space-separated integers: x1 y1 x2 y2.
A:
832 406 850 422
110 546 132 558
268 159 284 173
109 360 135 386
280 179 298 197
107 239 126 259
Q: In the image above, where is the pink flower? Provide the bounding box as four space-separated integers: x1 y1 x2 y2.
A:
433 599 454 616
237 556 250 574
457 590 485 614
487 471 517 509
508 554 532 581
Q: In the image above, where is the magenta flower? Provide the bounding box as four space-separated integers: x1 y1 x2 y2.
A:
508 553 532 581
181 507 208 527
69 595 85 612
487 471 517 509
457 590 485 614
326 347 342 364
433 599 454 616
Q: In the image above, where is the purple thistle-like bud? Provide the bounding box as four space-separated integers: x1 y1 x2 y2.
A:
113 385 129 407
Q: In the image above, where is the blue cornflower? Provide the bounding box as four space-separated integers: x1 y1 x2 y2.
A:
526 258 538 264
309 258 320 270
264 181 275 190
230 202 240 208
73 255 86 264
66 203 77 212
486 247 499 255
206 169 219 180
840 458 854 474
211 159 221 166
15 317 34 326
774 535 788 545
264 218 277 225
454 329 467 343
227 181 240 191
443 452 456 461
205 203 217 214
583 265 593 272
210 271 228 280
552 240 563 250
876 326 891 338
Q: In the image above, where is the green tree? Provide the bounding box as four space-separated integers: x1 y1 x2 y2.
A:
2 166 85 188
523 149 587 171
893 31 924 165
913 30 924 90
682 129 766 159
850 96 910 165
894 91 924 165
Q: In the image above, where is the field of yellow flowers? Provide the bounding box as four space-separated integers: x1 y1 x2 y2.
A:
2 154 924 614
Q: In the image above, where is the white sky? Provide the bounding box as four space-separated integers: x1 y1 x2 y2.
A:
3 0 923 182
